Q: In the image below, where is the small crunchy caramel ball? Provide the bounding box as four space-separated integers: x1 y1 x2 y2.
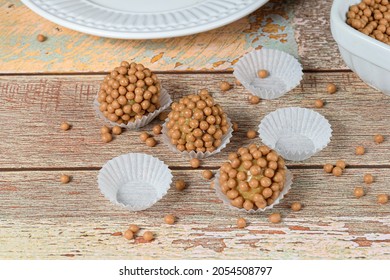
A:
60 122 70 131
37 34 46 42
249 95 260 104
235 79 242 86
143 231 154 242
202 170 213 180
100 125 110 134
60 174 70 184
268 213 281 224
232 122 238 132
128 224 139 233
124 230 134 240
175 180 186 191
237 217 247 228
374 134 384 144
139 132 149 142
355 146 365 155
377 194 388 204
354 186 365 198
145 137 157 147
363 173 374 184
101 132 113 143
246 130 257 139
326 83 337 94
112 126 122 135
190 158 200 169
152 124 162 135
332 166 343 177
323 164 334 173
164 214 175 225
336 160 346 169
291 202 302 211
258 69 269 78
314 99 324 108
158 111 169 121
220 81 231 91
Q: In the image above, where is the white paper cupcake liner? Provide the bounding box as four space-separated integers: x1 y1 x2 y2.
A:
93 87 172 129
214 167 293 214
97 153 173 211
161 116 233 159
233 49 303 100
258 107 332 161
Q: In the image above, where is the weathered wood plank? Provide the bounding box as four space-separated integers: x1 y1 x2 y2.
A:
0 0 346 73
0 73 389 168
0 169 389 259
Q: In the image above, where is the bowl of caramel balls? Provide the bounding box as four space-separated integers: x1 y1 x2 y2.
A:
331 0 390 95
215 144 293 213
94 61 171 129
162 89 233 158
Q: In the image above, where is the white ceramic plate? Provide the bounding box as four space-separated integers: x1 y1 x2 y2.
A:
22 0 269 39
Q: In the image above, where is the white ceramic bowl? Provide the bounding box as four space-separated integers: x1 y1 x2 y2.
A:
331 0 390 95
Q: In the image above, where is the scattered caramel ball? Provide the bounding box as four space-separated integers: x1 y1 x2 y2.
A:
190 158 200 169
128 224 139 233
332 166 343 177
152 124 162 135
37 34 46 42
354 186 365 198
60 122 70 131
249 95 261 104
112 126 122 135
101 132 113 143
235 79 242 86
237 217 247 228
175 180 186 191
314 99 324 108
258 69 269 78
233 122 238 132
363 173 374 184
326 83 337 94
158 111 169 121
139 132 149 142
202 170 213 180
145 137 157 147
323 164 334 173
164 214 175 225
60 174 70 184
124 230 134 240
291 202 302 211
143 231 154 242
377 194 389 204
268 213 281 224
246 130 257 139
336 160 346 169
100 125 110 134
374 134 384 144
220 81 231 91
355 146 365 155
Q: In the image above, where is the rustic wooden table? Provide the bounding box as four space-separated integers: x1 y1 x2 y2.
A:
0 0 389 259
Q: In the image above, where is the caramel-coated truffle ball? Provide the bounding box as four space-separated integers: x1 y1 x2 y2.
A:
202 170 213 180
354 187 365 198
220 81 231 91
100 125 110 134
323 164 334 173
249 95 261 104
152 124 162 135
336 160 346 170
145 137 157 147
190 158 200 169
258 69 269 78
237 217 247 228
291 202 302 211
112 126 122 135
60 122 71 131
332 166 343 177
164 214 175 225
377 194 388 204
355 146 365 155
143 231 154 242
235 79 242 86
124 230 134 240
37 34 46 42
268 213 281 224
314 99 324 108
139 132 149 142
175 180 186 191
102 132 113 143
128 224 139 233
326 83 337 94
246 130 257 139
374 134 384 144
233 122 238 132
60 174 70 184
363 173 374 184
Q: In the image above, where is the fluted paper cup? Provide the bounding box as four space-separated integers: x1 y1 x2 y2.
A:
214 167 293 213
94 87 172 129
161 116 233 159
259 107 332 161
233 49 303 99
98 153 173 211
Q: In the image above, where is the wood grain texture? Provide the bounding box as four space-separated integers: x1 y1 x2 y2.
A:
0 0 347 73
0 73 390 169
0 169 389 259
